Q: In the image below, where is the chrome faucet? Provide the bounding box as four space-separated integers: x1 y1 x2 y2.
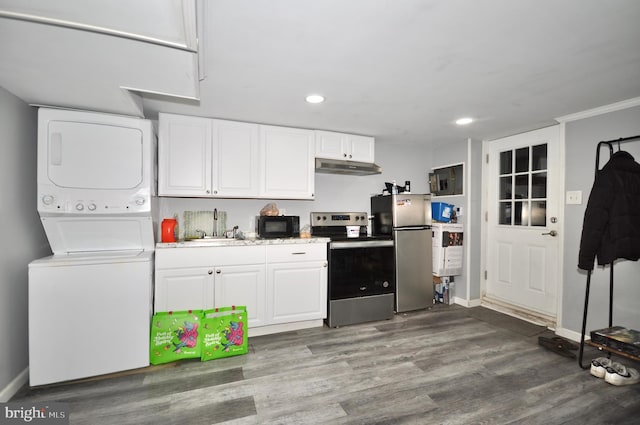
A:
213 208 218 237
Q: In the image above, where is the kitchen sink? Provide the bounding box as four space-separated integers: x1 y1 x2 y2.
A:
183 237 229 242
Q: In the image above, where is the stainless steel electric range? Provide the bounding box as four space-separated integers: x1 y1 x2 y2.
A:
311 212 395 327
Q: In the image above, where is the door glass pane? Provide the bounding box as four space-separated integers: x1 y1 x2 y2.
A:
532 144 547 171
500 151 512 175
515 147 529 173
500 176 512 200
514 175 528 199
499 202 512 225
514 201 529 226
531 201 546 226
532 172 547 198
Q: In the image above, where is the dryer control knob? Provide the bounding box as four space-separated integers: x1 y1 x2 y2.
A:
75 203 84 211
42 195 54 205
88 203 97 211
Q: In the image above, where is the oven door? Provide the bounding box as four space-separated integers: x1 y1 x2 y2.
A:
329 240 395 299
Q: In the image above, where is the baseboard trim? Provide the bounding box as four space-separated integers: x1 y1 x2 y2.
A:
0 367 28 402
481 297 556 329
555 326 583 343
248 319 324 337
453 297 482 308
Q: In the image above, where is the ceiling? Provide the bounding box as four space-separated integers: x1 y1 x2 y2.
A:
3 1 640 148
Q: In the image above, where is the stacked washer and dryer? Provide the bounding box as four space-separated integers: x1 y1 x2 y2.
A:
28 108 156 386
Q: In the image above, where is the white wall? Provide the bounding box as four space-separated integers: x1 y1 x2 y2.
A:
0 87 51 401
158 142 434 233
561 105 640 334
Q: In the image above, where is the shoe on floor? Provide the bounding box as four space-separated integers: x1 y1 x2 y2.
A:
604 363 640 386
590 357 614 378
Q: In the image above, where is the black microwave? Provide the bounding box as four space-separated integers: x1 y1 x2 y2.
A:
257 216 300 238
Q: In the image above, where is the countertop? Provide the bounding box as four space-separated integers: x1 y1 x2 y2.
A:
156 236 330 249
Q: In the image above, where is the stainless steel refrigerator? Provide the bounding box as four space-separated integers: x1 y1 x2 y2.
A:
371 194 433 312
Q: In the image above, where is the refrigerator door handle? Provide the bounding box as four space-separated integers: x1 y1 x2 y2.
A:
394 226 431 231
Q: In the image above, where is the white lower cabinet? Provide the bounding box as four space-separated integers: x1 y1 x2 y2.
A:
155 267 215 312
266 243 328 324
267 262 327 324
214 264 267 327
155 242 328 335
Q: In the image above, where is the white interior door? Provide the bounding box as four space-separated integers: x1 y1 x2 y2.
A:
484 125 561 318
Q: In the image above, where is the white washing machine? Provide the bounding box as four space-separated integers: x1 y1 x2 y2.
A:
29 250 153 386
29 108 156 386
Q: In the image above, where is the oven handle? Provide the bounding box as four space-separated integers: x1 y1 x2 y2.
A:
330 240 394 249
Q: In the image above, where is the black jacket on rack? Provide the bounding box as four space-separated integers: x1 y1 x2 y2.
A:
578 150 640 270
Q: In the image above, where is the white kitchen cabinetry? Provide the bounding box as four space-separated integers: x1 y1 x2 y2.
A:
158 113 259 198
212 119 260 197
158 113 212 196
260 125 315 199
214 264 267 327
155 267 215 312
266 244 328 324
315 130 375 163
155 241 328 336
155 245 266 328
158 115 313 199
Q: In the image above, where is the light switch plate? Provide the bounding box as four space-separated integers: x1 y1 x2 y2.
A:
566 190 582 205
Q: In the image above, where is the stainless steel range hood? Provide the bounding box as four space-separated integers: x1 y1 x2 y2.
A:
315 158 382 176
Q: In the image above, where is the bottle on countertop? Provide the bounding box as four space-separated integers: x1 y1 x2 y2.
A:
391 180 398 195
161 217 177 242
405 180 411 193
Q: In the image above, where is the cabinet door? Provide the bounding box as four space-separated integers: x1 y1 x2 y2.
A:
155 267 214 312
214 265 267 328
158 113 212 197
259 125 315 199
315 130 347 160
212 120 260 197
267 261 328 324
346 135 375 163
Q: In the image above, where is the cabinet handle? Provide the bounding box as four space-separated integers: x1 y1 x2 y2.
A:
206 190 210 194
292 252 306 255
216 269 221 274
343 153 347 158
208 270 213 275
324 262 328 267
214 190 218 195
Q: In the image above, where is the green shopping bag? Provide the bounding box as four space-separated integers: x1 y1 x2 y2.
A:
150 310 203 365
201 306 248 361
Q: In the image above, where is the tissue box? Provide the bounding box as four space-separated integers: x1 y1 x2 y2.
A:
432 202 454 222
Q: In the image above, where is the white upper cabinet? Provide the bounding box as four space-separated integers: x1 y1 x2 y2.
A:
259 125 315 199
158 114 315 199
158 113 212 197
315 130 375 163
212 119 259 197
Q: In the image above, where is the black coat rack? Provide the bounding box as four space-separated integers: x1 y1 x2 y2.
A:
578 134 640 368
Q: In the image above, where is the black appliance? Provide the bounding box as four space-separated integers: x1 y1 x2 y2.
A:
257 215 300 238
311 212 395 327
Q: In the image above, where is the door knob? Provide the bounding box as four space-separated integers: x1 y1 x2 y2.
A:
541 230 557 237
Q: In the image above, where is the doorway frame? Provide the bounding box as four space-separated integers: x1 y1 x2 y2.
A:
480 125 567 328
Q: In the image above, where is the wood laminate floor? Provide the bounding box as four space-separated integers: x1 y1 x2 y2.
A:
12 305 640 424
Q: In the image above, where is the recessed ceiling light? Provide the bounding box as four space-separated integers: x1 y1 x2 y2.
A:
456 117 474 125
305 94 325 104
